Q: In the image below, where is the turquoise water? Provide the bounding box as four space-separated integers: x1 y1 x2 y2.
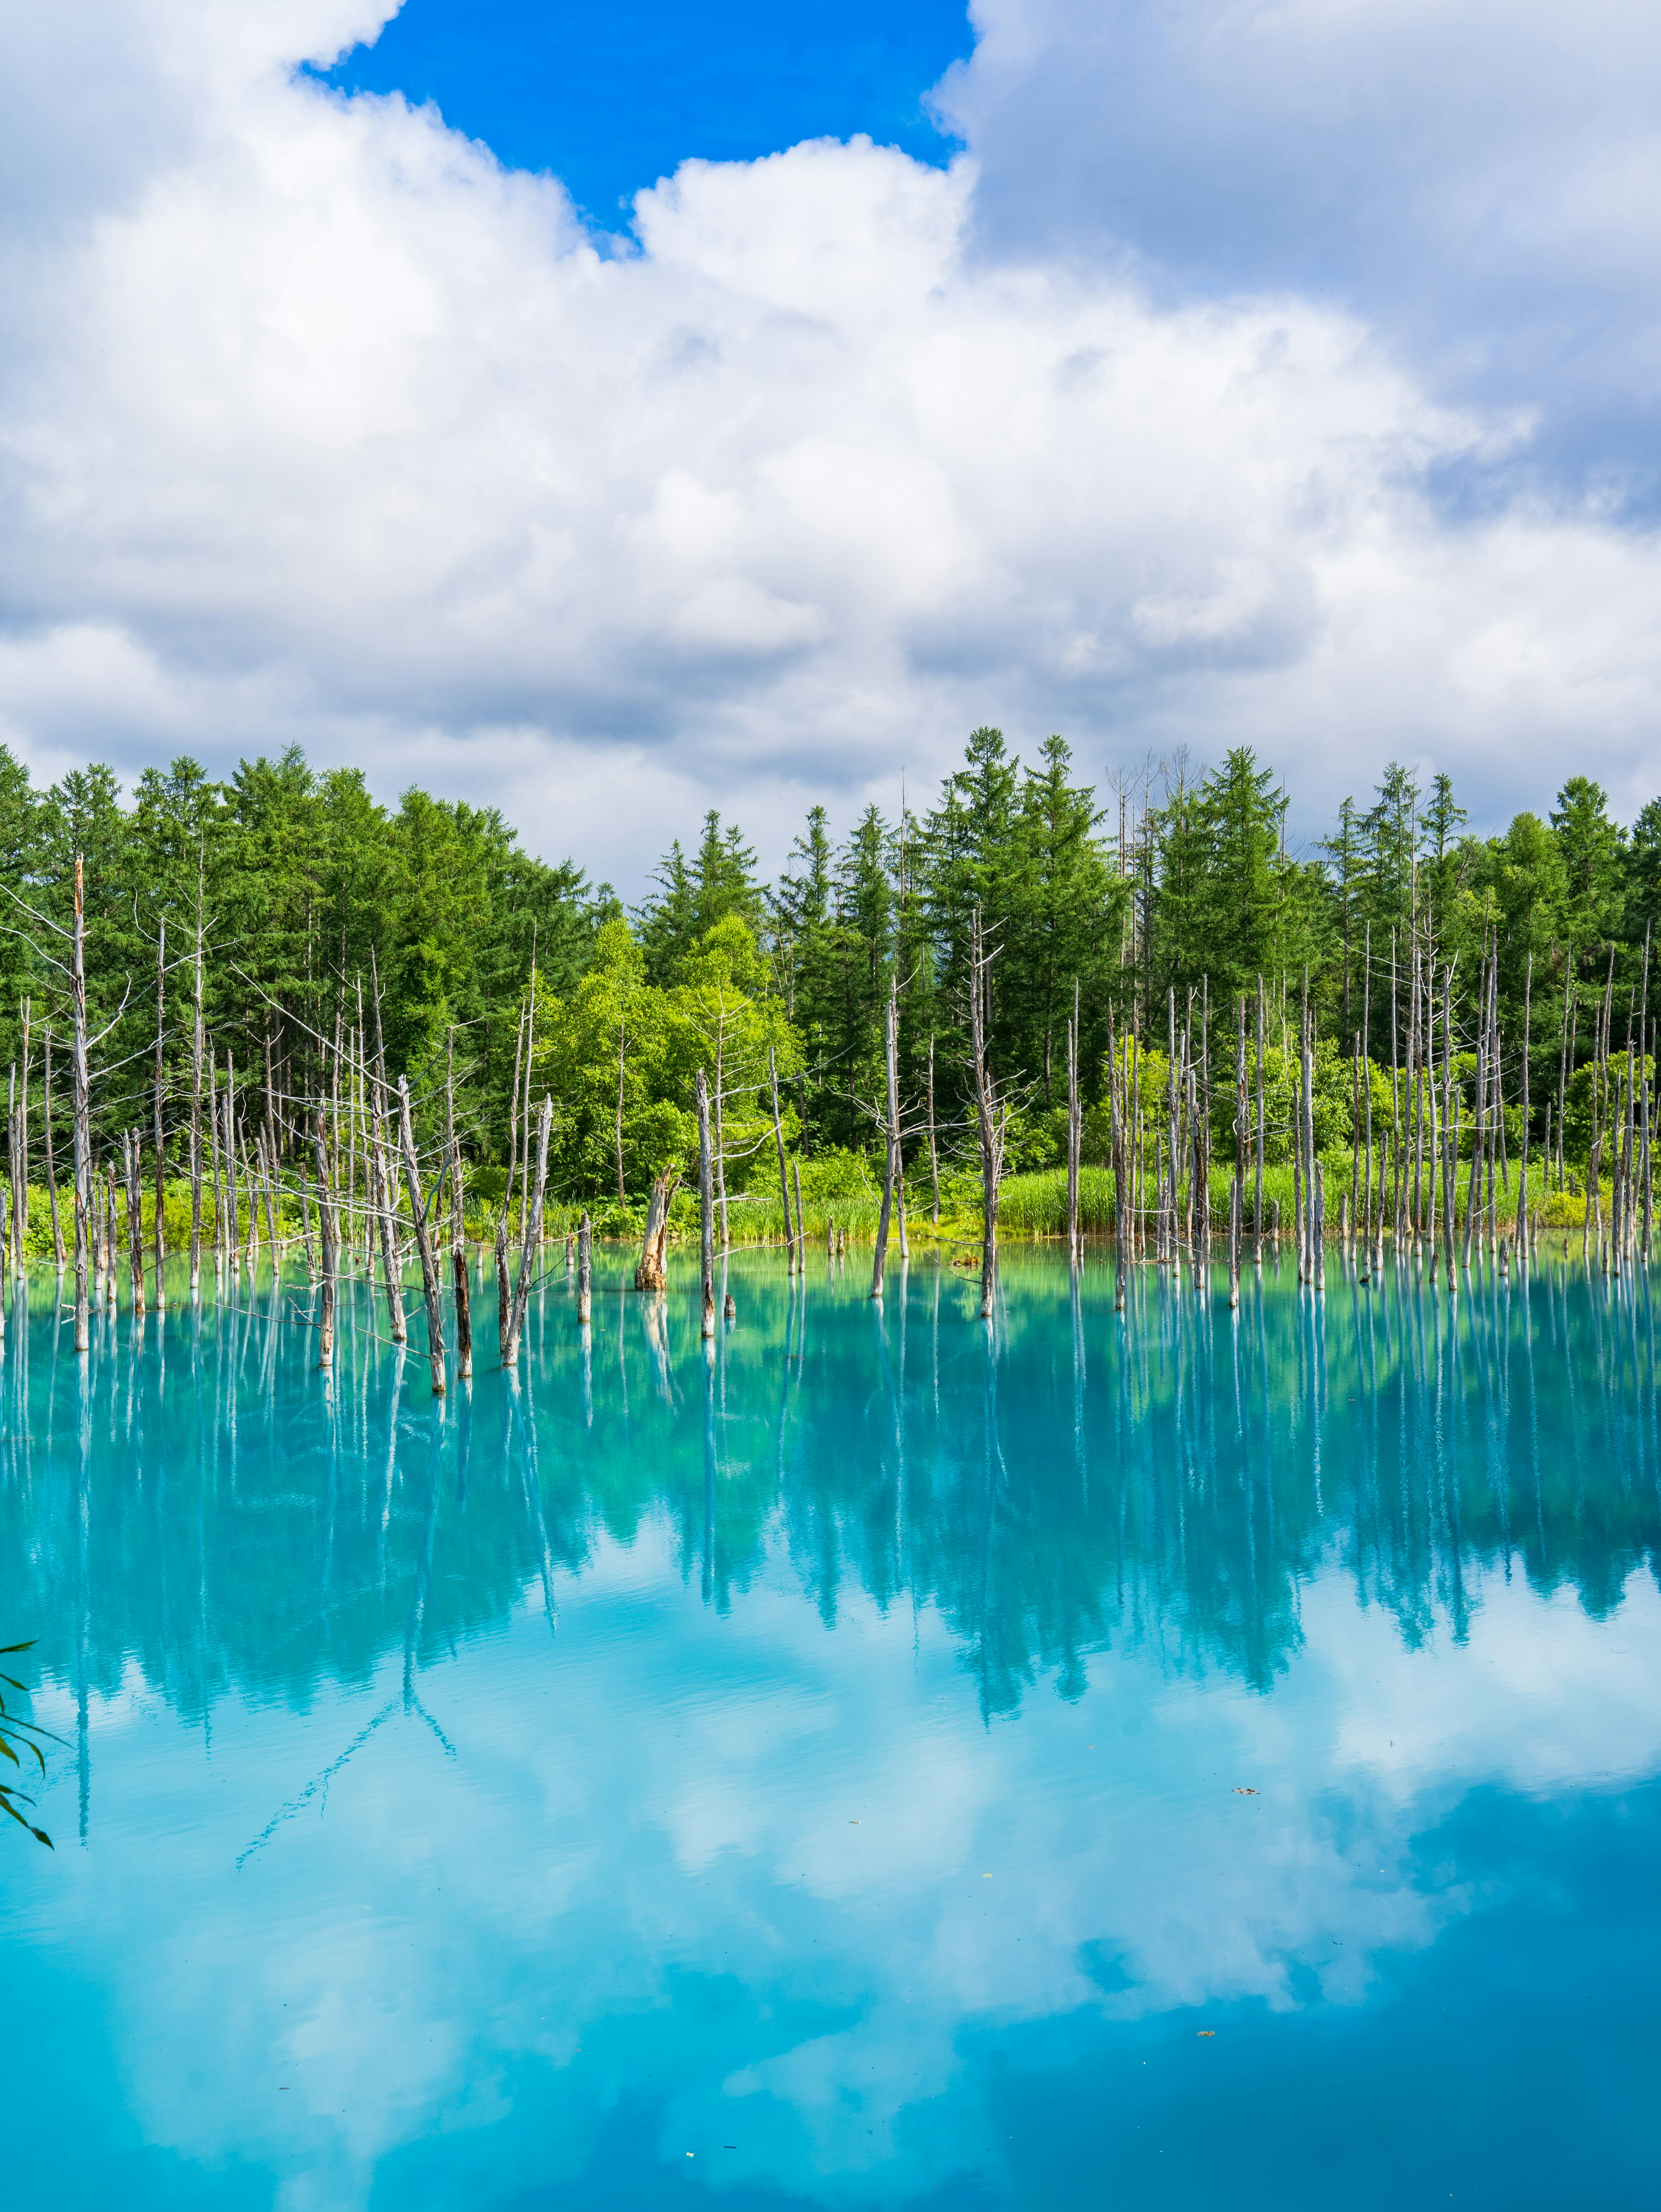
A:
3 1245 1660 2209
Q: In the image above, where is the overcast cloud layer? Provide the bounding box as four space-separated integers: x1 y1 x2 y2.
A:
1 0 1659 886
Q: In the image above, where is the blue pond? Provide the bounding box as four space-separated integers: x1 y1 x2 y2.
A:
2 1245 1659 2209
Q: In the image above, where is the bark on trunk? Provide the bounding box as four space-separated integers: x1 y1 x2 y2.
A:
697 1069 715 1337
313 1107 337 1369
634 1171 680 1292
71 855 91 1352
396 1074 447 1393
503 1095 552 1365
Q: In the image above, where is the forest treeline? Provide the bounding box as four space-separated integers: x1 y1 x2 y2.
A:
0 731 1655 1214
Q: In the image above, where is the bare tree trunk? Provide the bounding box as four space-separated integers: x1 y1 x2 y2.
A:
634 1171 678 1293
313 1106 336 1370
125 1130 146 1315
504 1095 552 1364
451 1137 472 1379
207 1050 223 1280
1442 966 1458 1290
6 1065 18 1283
872 984 898 1301
1254 977 1266 1263
926 1033 940 1229
970 906 1002 1321
16 998 29 1277
520 972 537 1237
793 1157 805 1266
152 918 166 1307
190 889 205 1296
714 1035 729 1251
43 1024 64 1271
697 1068 715 1337
1517 950 1533 1260
495 1206 511 1356
577 1208 591 1326
1108 1002 1126 1312
1066 980 1081 1266
71 854 92 1353
224 1054 239 1277
443 1029 470 1376
1642 926 1652 1264
769 1043 795 1272
396 1076 447 1393
100 1164 115 1311
369 1063 406 1342
507 996 524 1235
1558 949 1574 1195
258 1129 281 1268
237 1121 258 1274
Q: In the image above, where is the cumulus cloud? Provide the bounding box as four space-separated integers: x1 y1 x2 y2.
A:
938 0 1661 500
0 0 1658 887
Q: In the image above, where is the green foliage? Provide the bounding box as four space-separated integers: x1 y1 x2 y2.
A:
1561 1050 1655 1162
1 726 1659 1218
0 1641 56 1848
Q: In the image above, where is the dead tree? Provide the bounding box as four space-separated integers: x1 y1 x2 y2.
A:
445 1032 471 1378
1066 979 1081 1266
451 1138 472 1379
969 906 1006 1321
42 1025 64 1270
697 1068 715 1338
769 1043 795 1273
152 918 167 1307
502 1094 552 1366
189 884 205 1297
634 1170 679 1292
313 1105 337 1370
124 1130 145 1316
871 983 900 1301
396 1075 447 1394
71 857 93 1351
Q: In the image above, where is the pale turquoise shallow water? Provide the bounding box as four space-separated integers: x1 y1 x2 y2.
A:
2 1245 1659 2209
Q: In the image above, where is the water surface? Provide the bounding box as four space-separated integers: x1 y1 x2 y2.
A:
3 1247 1659 2209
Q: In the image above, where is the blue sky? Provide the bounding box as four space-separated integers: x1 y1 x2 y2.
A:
322 0 973 223
0 0 1658 885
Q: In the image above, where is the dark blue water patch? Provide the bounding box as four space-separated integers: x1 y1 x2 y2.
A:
958 1778 1661 2211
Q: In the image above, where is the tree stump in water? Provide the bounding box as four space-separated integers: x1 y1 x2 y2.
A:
634 1171 678 1293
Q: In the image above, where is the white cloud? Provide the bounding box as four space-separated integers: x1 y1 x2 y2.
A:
937 0 1661 480
0 0 1658 889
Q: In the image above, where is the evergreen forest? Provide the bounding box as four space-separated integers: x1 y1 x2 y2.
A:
0 731 1655 1241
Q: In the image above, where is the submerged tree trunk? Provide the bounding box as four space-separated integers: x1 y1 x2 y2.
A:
153 918 166 1307
871 987 898 1301
1066 980 1081 1267
43 1024 64 1271
313 1106 337 1370
633 1171 677 1294
396 1076 447 1394
125 1130 146 1317
71 855 92 1353
503 1095 552 1365
970 906 1002 1321
769 1044 794 1273
452 1138 472 1379
697 1068 715 1338
190 893 205 1296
